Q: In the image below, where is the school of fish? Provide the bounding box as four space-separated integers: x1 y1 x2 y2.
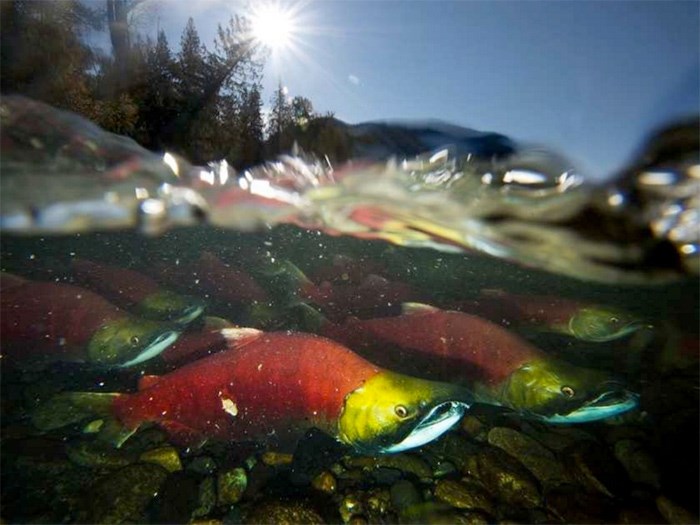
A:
1 250 667 455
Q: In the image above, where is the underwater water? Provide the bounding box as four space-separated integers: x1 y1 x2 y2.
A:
1 99 699 524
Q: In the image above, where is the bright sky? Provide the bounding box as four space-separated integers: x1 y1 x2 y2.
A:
142 0 698 179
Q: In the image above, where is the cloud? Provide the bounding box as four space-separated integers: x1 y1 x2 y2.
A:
348 74 360 86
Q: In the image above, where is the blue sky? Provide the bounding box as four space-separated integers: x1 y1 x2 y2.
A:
135 0 698 179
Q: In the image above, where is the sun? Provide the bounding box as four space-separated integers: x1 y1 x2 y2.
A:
250 4 297 52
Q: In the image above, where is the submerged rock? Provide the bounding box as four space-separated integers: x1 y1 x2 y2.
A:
345 454 432 480
545 484 616 524
82 462 169 523
140 446 183 473
487 427 568 488
191 477 216 519
152 471 201 524
311 470 337 494
433 478 494 515
187 455 217 476
563 441 629 498
245 498 324 524
472 447 541 509
613 439 660 489
66 440 136 469
217 467 247 506
656 495 700 525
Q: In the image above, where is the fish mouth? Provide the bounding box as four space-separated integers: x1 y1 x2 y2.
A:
379 401 469 454
174 304 205 325
119 330 180 368
543 387 639 424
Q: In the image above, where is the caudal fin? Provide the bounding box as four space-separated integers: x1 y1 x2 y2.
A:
32 391 137 448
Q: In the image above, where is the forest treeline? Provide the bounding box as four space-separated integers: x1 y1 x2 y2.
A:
0 0 353 167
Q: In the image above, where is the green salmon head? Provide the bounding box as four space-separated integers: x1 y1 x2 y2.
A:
87 317 180 367
137 291 205 325
500 359 638 423
568 307 647 342
337 371 473 454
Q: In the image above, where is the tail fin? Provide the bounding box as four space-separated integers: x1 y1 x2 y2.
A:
32 391 137 448
288 301 329 333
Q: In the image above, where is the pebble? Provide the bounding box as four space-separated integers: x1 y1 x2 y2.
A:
245 498 324 524
473 447 541 509
192 477 216 519
487 427 568 487
188 456 217 476
434 478 494 515
613 439 660 488
261 451 293 466
217 467 247 506
139 446 183 473
656 495 700 525
345 454 432 480
83 462 169 523
311 470 337 494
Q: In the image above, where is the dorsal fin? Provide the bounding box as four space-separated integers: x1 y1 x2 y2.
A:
401 302 439 315
203 316 235 330
220 327 263 348
138 375 162 391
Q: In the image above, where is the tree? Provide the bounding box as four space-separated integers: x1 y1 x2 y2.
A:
235 84 265 167
266 82 294 154
0 0 102 115
291 96 314 128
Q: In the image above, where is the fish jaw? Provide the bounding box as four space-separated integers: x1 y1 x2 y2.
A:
540 389 639 424
137 290 205 325
568 307 648 342
337 370 473 454
87 317 180 367
379 400 469 453
498 359 640 423
118 329 180 368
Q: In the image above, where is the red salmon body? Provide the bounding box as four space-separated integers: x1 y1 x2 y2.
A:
71 259 162 308
112 332 381 446
322 308 545 387
1 279 126 361
153 251 268 306
160 329 230 366
302 274 419 321
455 290 581 328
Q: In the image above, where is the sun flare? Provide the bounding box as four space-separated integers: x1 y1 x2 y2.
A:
250 4 297 52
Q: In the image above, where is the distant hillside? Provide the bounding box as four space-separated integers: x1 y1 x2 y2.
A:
286 116 516 163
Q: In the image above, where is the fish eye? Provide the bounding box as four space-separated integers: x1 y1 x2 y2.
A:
130 335 140 346
609 317 620 324
394 404 409 418
561 386 575 398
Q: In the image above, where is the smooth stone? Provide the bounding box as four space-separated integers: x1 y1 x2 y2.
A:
140 446 183 473
188 456 217 476
311 470 337 494
83 462 169 523
217 467 247 506
345 453 432 480
487 427 568 487
434 478 494 515
390 479 422 511
656 495 700 525
613 439 660 489
473 447 541 509
192 477 216 519
152 471 201 524
245 499 324 524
